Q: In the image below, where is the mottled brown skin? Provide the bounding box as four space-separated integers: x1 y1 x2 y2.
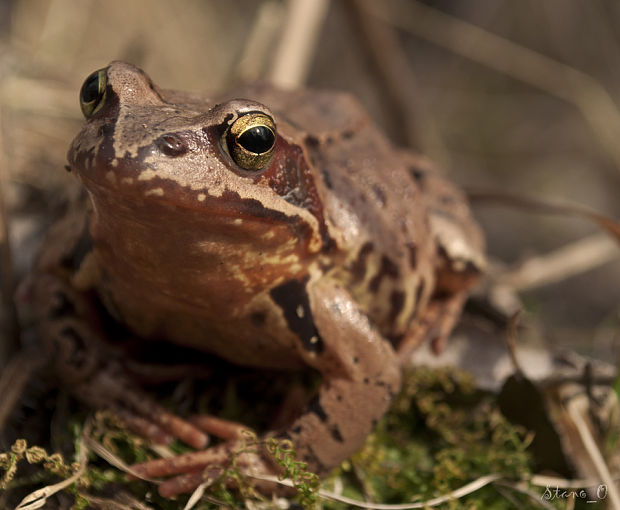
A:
27 61 484 497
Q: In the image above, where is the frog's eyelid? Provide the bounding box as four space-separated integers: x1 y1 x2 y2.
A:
210 99 273 124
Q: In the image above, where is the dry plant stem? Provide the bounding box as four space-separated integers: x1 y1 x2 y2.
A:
365 0 620 176
467 189 620 240
346 0 421 149
565 394 620 508
505 312 523 375
495 481 556 510
14 437 87 510
500 233 619 292
14 468 86 510
76 493 155 510
83 435 160 483
0 109 19 368
253 473 502 509
183 481 211 510
530 473 620 489
0 348 45 434
259 471 620 509
268 0 330 88
235 1 285 82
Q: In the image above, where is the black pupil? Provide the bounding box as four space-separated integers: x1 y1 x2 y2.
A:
81 72 101 104
238 126 275 154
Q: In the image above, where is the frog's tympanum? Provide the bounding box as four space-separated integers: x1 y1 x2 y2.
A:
25 62 484 497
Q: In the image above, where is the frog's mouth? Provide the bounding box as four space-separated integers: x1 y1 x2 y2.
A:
81 165 322 262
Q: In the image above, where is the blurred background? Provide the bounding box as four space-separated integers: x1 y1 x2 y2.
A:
0 0 619 364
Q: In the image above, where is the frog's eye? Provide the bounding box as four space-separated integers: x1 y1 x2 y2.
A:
225 112 276 171
79 69 107 119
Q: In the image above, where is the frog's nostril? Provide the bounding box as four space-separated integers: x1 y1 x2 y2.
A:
155 134 188 157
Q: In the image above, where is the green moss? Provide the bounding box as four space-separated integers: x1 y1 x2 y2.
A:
323 366 550 509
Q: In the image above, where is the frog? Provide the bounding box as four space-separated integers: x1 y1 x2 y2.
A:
23 61 484 498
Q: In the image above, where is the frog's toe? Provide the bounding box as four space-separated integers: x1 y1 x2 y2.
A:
397 291 468 362
116 384 209 448
131 446 230 478
189 415 251 441
112 407 175 445
76 369 209 449
158 472 210 498
131 442 278 497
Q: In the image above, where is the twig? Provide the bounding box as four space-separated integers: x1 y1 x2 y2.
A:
14 468 86 510
469 189 620 289
500 233 619 291
467 189 620 242
529 473 620 490
82 434 160 484
363 0 620 175
252 472 502 509
505 312 523 375
268 0 330 88
235 1 285 82
75 493 155 510
13 437 88 510
495 481 556 510
183 480 212 510
565 394 620 509
345 0 421 150
0 107 20 368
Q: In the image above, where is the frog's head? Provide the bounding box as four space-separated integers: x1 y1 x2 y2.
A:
67 62 333 303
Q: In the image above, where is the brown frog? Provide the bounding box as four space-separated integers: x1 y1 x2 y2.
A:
25 61 484 497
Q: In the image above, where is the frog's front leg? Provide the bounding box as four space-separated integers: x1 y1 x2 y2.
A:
284 278 402 472
131 278 401 497
24 273 208 449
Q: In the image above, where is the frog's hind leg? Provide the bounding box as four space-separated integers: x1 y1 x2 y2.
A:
396 290 468 363
130 416 282 498
131 440 279 497
26 273 208 449
396 154 484 364
80 368 209 449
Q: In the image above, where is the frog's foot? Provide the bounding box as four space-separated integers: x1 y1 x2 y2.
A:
49 331 210 449
24 274 209 450
397 292 467 363
131 436 280 497
189 415 252 441
77 369 209 449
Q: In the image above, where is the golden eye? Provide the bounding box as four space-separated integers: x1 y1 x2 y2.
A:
79 68 107 119
225 112 276 171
